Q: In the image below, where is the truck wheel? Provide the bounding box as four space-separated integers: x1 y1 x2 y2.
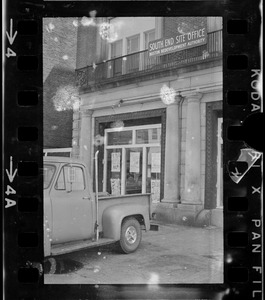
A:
119 218 142 254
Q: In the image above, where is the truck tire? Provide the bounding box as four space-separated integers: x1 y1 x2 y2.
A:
119 217 142 254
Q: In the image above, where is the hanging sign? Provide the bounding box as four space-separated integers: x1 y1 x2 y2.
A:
148 26 207 57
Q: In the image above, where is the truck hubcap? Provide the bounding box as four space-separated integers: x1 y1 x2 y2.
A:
125 226 137 244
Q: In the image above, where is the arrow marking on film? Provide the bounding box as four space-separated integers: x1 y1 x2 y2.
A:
6 156 18 183
6 19 17 45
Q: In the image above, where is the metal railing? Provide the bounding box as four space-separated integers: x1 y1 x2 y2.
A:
76 30 222 87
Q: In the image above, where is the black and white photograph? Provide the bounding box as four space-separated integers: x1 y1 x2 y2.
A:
43 15 224 285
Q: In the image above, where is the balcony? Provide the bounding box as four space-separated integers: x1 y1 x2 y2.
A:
76 30 222 88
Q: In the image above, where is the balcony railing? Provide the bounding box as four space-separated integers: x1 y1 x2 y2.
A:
76 30 222 87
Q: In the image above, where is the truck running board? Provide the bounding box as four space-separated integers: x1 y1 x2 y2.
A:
51 238 116 256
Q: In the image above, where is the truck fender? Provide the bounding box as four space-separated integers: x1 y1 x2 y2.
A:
44 217 51 257
102 203 150 240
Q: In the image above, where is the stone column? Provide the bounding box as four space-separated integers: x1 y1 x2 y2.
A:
183 93 203 204
162 97 181 203
79 109 93 169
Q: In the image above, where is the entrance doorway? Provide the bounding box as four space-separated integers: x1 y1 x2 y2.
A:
103 124 161 203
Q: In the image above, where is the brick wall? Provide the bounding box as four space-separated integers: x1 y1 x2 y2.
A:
43 17 78 149
76 18 104 69
44 67 75 148
43 18 78 82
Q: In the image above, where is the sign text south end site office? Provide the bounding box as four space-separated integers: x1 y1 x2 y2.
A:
148 28 207 57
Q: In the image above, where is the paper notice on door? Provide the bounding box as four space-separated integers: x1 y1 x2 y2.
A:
151 179 160 203
110 178 121 195
111 152 120 172
151 153 161 173
130 152 140 173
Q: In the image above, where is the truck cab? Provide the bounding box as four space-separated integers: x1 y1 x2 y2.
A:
44 156 151 257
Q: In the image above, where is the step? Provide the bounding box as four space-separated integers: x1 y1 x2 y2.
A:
51 238 116 256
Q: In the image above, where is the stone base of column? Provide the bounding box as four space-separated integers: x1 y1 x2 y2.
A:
153 202 213 227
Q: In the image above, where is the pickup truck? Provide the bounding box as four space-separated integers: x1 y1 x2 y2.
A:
44 156 152 257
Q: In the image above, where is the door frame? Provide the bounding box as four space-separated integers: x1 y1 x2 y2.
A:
94 108 166 199
204 101 222 209
103 124 161 196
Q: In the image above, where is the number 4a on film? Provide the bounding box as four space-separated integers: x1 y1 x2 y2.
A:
5 157 18 208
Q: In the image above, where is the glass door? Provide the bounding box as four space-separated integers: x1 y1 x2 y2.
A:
106 148 122 196
146 147 161 203
104 124 161 202
125 148 143 195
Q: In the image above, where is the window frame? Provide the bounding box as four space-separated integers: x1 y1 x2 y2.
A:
54 164 86 192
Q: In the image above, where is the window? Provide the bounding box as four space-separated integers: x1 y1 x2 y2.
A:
107 130 133 145
127 34 140 54
144 29 155 49
136 128 161 144
144 29 157 69
127 34 140 73
55 165 85 191
111 39 123 76
43 164 56 189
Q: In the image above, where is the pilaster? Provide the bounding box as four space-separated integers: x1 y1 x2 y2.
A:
79 109 93 168
162 96 182 204
182 92 203 204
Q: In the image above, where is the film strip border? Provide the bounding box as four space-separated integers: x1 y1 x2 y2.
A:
3 1 262 299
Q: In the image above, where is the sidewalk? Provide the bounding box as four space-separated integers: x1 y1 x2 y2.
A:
44 224 223 284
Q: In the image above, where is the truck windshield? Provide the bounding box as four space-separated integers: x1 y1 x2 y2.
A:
43 164 56 189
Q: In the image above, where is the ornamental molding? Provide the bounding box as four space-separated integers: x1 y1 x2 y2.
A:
81 109 93 117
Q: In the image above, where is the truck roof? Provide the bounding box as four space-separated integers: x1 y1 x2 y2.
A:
43 156 84 164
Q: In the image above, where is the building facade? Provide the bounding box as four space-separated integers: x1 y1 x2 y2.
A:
74 17 223 227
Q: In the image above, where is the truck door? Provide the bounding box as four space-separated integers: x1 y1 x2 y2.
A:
50 164 94 244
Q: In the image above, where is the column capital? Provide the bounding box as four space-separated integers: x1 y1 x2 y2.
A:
81 108 93 118
185 92 203 103
167 95 183 106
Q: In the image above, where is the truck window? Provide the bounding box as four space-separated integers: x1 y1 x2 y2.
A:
43 165 56 189
55 165 85 191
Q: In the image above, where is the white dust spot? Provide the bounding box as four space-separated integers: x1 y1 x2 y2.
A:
52 85 80 112
202 50 210 59
46 22 55 32
73 20 78 27
160 84 176 105
93 266 100 273
93 134 104 146
99 22 118 42
62 55 69 60
81 16 96 27
147 272 160 284
226 254 233 263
